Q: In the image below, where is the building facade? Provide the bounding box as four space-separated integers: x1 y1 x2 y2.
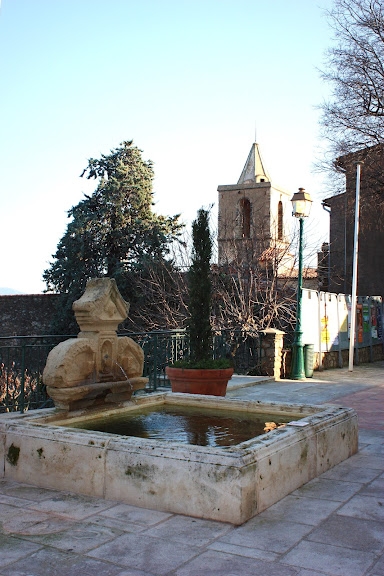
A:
323 144 384 297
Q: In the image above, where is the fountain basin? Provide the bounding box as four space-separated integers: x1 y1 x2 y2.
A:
0 393 358 525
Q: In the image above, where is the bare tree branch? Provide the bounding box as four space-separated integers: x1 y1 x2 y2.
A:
319 0 384 168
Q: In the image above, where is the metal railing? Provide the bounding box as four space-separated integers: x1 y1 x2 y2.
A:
0 335 73 413
0 330 261 412
125 330 189 391
126 329 248 390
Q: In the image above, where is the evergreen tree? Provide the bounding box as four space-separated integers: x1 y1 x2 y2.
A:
188 208 213 363
43 141 182 332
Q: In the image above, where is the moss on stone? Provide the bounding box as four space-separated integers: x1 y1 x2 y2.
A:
6 444 20 466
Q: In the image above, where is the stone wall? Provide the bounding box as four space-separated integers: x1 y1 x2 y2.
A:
317 343 384 368
281 343 384 378
0 294 59 336
260 329 285 380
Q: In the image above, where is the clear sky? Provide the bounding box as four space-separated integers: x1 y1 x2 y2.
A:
0 0 334 294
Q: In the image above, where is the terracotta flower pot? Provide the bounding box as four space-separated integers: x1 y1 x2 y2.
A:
165 366 234 396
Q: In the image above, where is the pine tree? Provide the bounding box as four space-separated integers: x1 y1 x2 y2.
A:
43 141 182 332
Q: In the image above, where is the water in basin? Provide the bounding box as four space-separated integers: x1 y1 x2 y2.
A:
64 404 292 447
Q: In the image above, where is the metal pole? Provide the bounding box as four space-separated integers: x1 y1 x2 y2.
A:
349 162 362 371
291 217 305 379
20 343 25 413
318 292 323 371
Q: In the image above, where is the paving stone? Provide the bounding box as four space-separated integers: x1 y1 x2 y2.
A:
27 492 116 520
359 476 384 497
3 515 75 536
0 508 51 534
345 452 384 470
143 514 232 547
360 443 384 455
0 479 20 492
208 540 279 562
0 548 126 576
296 570 333 576
0 535 42 568
358 440 370 449
292 477 362 502
16 521 124 554
282 540 377 576
0 493 36 507
337 494 384 522
307 515 384 553
98 503 172 527
175 550 297 576
114 570 159 576
358 429 384 445
86 513 148 534
321 461 381 483
254 494 341 526
87 532 200 575
0 502 28 525
0 482 61 502
174 549 298 576
368 552 384 575
218 516 313 553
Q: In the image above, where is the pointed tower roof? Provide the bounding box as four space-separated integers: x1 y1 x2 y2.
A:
237 143 270 185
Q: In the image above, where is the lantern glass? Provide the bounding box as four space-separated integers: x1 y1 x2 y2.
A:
291 188 312 218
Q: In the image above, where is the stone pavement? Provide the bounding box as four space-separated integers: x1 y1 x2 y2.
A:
0 362 383 576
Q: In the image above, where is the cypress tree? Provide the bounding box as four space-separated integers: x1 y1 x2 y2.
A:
188 208 213 363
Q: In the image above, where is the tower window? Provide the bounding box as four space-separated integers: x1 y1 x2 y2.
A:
240 198 251 238
278 201 283 240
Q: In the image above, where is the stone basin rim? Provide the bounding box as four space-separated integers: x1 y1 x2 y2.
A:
2 392 357 456
0 392 358 525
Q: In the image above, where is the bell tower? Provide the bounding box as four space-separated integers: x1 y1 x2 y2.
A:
217 143 293 273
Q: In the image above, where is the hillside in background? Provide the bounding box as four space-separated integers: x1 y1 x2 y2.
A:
0 287 24 295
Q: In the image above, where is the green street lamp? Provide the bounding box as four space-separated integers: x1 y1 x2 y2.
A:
291 187 312 380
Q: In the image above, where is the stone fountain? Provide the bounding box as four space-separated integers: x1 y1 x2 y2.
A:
0 278 358 525
43 278 148 410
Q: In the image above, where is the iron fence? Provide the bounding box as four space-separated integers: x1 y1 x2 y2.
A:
0 330 261 412
0 335 73 413
124 329 261 390
125 330 189 391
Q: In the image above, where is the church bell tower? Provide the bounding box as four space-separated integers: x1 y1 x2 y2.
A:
217 143 293 273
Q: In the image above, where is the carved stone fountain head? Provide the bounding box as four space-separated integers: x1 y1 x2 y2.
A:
43 278 148 411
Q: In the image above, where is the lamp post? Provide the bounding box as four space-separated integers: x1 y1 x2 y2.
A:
291 187 312 380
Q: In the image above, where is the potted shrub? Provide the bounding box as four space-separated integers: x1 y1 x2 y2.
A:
166 208 233 395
